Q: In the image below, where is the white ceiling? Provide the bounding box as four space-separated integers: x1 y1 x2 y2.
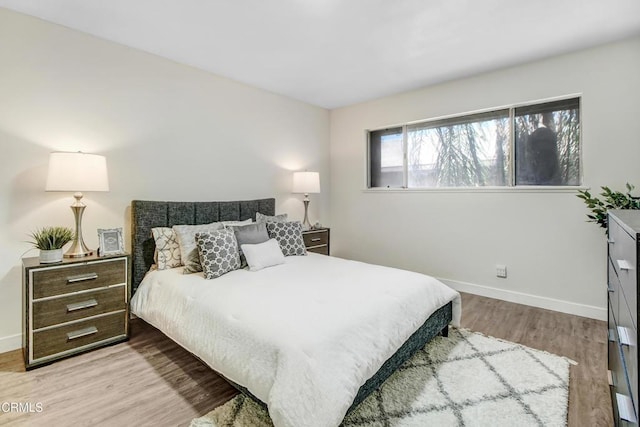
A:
1 0 640 109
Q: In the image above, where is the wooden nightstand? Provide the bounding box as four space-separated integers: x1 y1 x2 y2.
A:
302 228 330 255
22 253 130 369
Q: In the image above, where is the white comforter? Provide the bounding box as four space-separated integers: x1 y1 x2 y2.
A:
130 253 461 427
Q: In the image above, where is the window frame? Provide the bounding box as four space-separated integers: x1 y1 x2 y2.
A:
365 94 583 192
366 126 405 189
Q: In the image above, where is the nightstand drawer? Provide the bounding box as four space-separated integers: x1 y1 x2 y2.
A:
23 254 130 369
32 285 126 330
32 258 127 299
32 311 126 361
303 230 329 247
307 245 329 255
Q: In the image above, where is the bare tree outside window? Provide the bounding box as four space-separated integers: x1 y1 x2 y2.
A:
407 111 509 187
515 98 580 186
367 97 580 189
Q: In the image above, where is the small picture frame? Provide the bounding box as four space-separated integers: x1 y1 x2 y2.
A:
97 228 125 256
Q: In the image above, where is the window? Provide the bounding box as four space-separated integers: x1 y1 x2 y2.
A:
514 98 581 186
367 97 580 188
369 127 403 188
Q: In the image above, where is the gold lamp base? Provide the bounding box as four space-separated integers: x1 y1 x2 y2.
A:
301 194 312 231
64 192 93 258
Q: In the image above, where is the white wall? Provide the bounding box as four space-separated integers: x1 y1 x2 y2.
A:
2 8 637 354
330 37 640 320
0 9 330 352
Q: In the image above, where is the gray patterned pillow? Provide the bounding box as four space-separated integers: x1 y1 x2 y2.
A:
266 221 307 256
195 229 241 279
173 222 225 274
151 227 181 270
256 212 288 223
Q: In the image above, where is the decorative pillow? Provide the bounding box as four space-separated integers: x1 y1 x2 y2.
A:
195 229 241 279
231 222 270 268
221 219 253 227
241 239 285 271
173 222 225 274
256 212 288 223
151 227 181 270
266 221 307 256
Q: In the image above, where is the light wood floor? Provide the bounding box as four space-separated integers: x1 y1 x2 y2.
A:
0 292 612 426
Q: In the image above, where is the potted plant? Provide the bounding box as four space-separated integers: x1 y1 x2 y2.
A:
577 183 640 230
28 226 74 263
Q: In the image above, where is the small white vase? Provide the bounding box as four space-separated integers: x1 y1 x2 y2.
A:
39 248 63 264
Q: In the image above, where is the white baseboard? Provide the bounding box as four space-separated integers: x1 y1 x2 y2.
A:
0 333 22 354
439 277 607 321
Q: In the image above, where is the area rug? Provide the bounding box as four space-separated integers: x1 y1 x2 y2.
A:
190 328 573 427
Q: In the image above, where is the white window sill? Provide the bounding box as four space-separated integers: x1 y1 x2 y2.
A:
362 186 587 194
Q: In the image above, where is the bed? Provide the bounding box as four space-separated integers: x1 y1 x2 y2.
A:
129 198 461 427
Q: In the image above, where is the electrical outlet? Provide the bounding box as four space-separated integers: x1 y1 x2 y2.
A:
496 265 507 278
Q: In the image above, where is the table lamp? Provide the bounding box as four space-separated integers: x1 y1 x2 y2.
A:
292 171 320 230
45 152 109 257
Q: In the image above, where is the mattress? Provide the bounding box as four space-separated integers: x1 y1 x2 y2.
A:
130 253 461 427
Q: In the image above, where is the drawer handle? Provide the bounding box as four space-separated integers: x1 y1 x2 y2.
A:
607 284 615 293
66 299 98 312
67 273 99 283
310 238 322 242
616 393 638 423
609 328 616 342
608 238 615 244
66 326 98 341
617 260 632 271
617 326 636 347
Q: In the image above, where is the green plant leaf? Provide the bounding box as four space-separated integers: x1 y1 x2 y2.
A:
27 226 74 250
577 184 640 230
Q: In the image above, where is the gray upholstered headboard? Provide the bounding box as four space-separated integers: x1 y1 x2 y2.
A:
131 198 275 293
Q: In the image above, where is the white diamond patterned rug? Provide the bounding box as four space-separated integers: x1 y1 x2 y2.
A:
191 328 573 427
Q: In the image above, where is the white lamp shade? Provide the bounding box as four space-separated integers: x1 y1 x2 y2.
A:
292 171 320 194
45 152 110 192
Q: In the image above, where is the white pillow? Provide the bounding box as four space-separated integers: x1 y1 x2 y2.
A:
241 239 285 271
173 222 225 273
256 212 288 223
221 219 253 227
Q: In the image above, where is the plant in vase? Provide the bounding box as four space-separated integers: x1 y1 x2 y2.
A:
577 183 640 230
28 226 74 263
